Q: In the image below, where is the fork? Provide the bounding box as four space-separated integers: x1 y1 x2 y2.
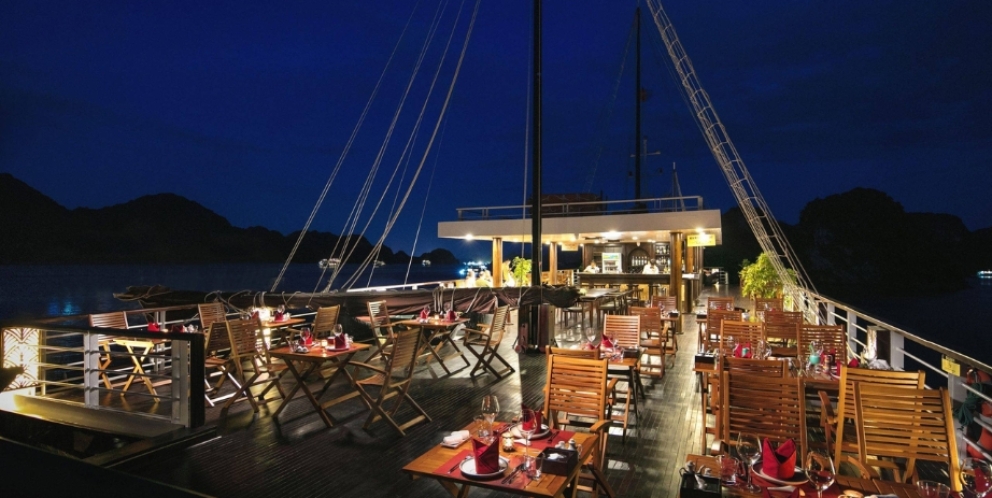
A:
501 464 525 484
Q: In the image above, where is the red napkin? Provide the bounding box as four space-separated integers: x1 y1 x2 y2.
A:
601 336 614 349
471 437 500 474
447 309 456 321
334 334 347 349
147 322 160 332
419 308 429 320
761 439 797 479
733 342 753 358
977 467 991 495
521 404 544 431
848 357 860 368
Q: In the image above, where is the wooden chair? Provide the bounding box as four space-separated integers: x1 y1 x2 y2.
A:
222 318 287 413
203 321 239 407
825 366 926 469
719 371 807 457
764 321 800 357
702 355 787 451
351 327 431 436
310 305 341 340
707 296 735 311
463 305 515 379
798 324 847 365
854 383 960 492
703 309 742 352
650 295 678 311
754 297 784 313
197 302 228 331
543 355 616 498
718 320 765 356
630 306 671 380
366 300 397 363
88 312 128 390
603 314 642 441
764 311 804 326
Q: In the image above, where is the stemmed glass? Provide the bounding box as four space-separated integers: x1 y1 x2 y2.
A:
299 327 312 347
520 408 537 457
805 450 836 498
584 327 598 345
481 395 499 434
736 433 761 493
961 457 992 498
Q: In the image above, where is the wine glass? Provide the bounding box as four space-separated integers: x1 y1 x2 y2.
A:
916 480 951 498
961 458 992 498
481 395 499 429
805 450 836 498
520 408 537 457
299 327 312 346
736 433 761 493
584 327 598 345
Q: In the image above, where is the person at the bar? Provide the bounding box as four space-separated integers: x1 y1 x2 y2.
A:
642 260 660 274
584 261 600 273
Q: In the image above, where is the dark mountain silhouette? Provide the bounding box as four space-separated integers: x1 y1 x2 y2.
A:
0 173 456 266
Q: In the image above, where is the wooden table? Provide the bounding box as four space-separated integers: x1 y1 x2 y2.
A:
396 318 471 378
683 454 922 498
268 342 370 428
262 317 307 344
113 337 171 396
403 422 598 497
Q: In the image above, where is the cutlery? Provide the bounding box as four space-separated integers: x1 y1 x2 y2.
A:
502 464 525 484
448 455 471 474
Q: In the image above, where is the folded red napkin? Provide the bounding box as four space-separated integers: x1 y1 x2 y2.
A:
147 322 160 332
761 439 797 479
419 308 429 320
733 342 753 358
601 336 615 349
334 334 347 349
521 404 544 431
471 437 500 474
447 309 456 321
848 357 860 368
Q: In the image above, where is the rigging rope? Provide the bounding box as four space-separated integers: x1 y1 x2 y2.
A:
404 119 445 285
273 1 422 295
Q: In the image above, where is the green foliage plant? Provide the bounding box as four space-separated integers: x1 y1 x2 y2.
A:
739 252 796 299
512 257 532 287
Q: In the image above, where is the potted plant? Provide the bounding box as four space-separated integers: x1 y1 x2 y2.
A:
738 252 796 300
512 257 532 287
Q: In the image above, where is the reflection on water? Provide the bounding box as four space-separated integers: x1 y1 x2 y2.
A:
0 263 464 320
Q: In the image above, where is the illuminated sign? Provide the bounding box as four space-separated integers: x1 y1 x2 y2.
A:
687 233 716 247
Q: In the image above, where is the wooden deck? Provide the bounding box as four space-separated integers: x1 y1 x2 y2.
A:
115 290 737 497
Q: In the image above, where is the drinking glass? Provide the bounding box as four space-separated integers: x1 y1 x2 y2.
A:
584 327 598 344
481 395 500 428
300 327 312 346
520 408 537 457
716 454 739 486
805 450 836 498
736 433 761 493
526 452 544 480
961 458 992 498
916 480 950 498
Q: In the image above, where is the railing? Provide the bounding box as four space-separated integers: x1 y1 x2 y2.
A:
2 321 204 428
456 195 705 221
808 291 992 461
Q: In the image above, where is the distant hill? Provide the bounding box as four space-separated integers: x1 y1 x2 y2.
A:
0 173 458 266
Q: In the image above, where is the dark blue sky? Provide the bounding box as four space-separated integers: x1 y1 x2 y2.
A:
2 1 990 261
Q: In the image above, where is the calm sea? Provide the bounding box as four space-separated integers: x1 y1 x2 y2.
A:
1 264 989 366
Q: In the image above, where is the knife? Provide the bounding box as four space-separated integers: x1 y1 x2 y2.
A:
501 464 525 484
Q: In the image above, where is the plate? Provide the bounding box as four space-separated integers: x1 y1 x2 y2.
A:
440 438 468 449
751 463 808 486
510 424 550 439
460 456 510 479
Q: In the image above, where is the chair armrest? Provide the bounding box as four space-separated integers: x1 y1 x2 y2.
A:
818 389 837 426
589 419 612 433
607 378 620 397
349 362 387 376
844 455 879 479
708 439 729 456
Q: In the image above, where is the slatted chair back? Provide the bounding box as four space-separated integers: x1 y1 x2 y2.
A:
798 324 847 364
719 320 765 354
89 312 128 330
707 296 735 311
367 300 395 340
650 295 678 312
226 318 261 365
764 320 800 345
197 302 227 330
311 305 341 339
205 321 232 354
544 354 610 426
351 327 431 436
704 310 742 351
385 327 423 379
754 297 784 313
764 311 804 326
722 371 807 457
831 366 925 466
603 314 640 350
629 306 664 342
463 305 515 379
722 357 787 377
855 383 960 491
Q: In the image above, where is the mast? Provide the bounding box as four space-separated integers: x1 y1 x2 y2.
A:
634 7 642 199
530 0 542 287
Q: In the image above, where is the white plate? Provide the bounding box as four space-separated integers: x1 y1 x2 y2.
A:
752 463 808 486
460 456 510 479
510 424 550 439
440 438 468 449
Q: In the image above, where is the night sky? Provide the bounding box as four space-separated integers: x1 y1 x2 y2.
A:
2 0 990 261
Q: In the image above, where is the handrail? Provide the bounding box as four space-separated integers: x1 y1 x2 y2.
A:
456 195 705 220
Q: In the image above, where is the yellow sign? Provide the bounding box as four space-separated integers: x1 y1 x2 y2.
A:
687 233 716 247
560 242 579 251
941 356 961 376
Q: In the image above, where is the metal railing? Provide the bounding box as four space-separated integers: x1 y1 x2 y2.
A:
808 291 992 461
2 322 204 428
456 195 705 220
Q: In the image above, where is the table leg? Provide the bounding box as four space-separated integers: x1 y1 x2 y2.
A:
283 360 334 427
273 360 318 417
121 344 157 396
